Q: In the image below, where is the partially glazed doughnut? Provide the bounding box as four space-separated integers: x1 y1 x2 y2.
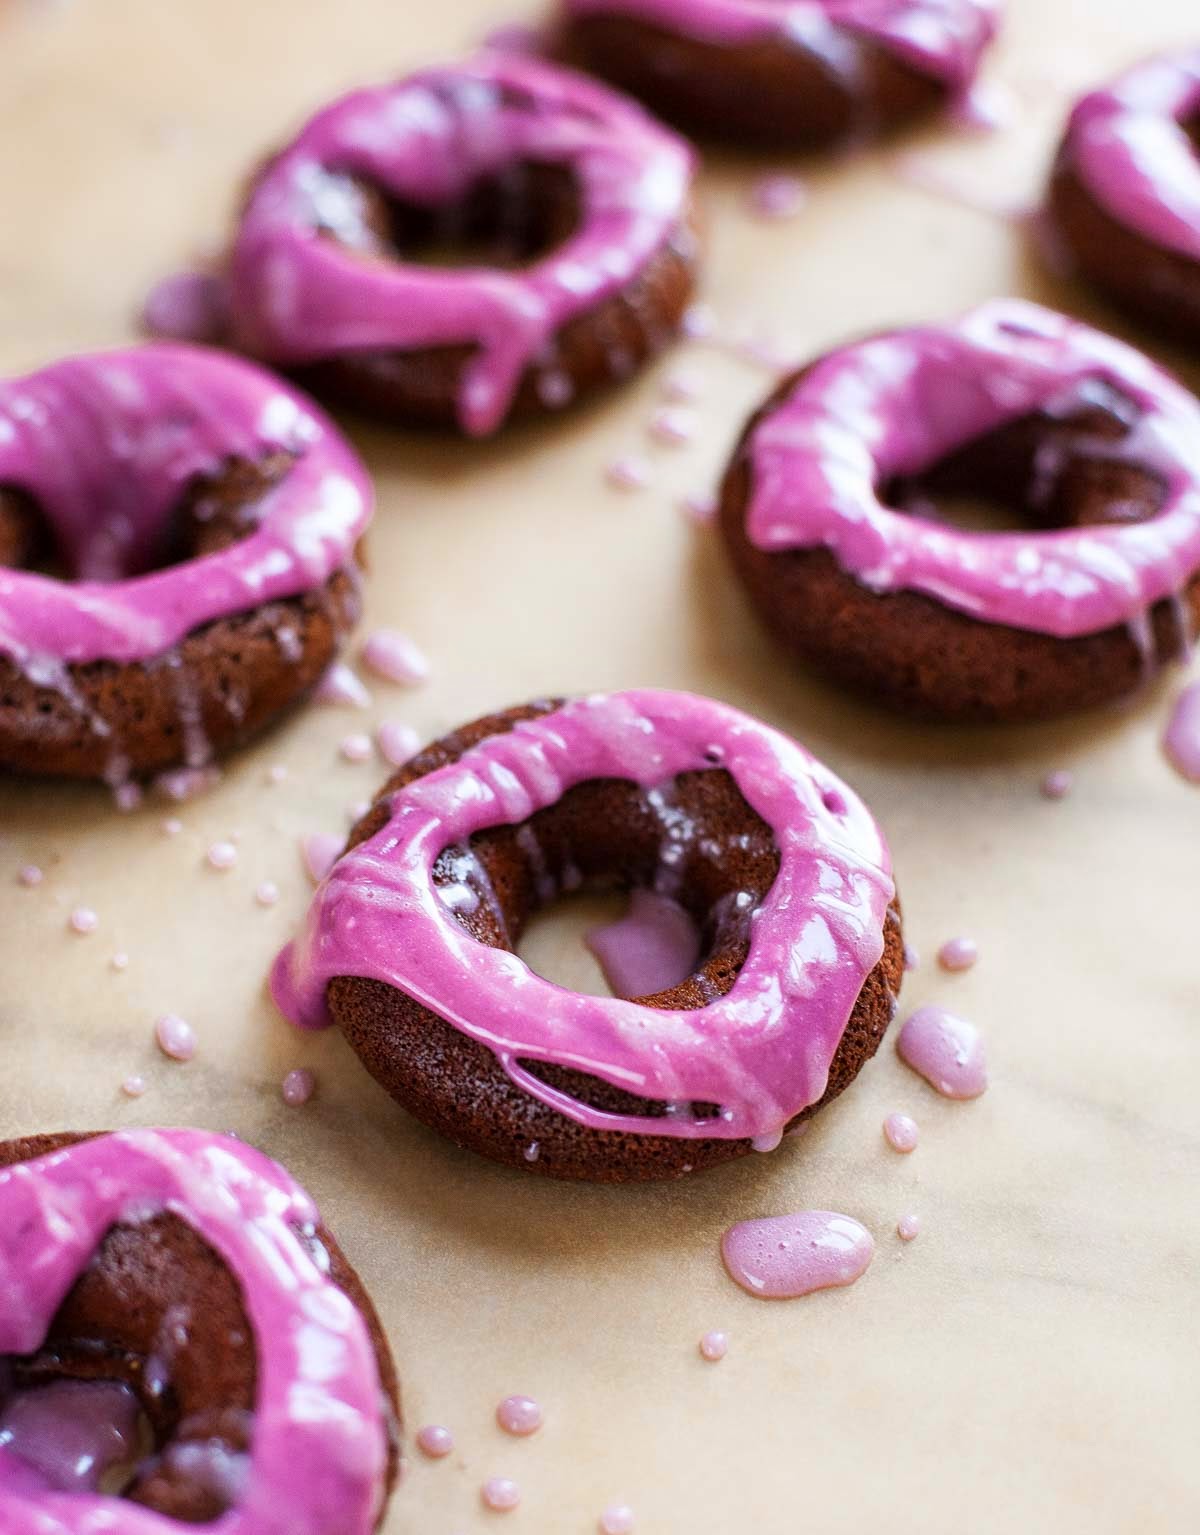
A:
557 0 1000 149
271 690 903 1184
719 300 1200 722
228 54 699 438
0 345 371 785
0 1128 399 1533
1045 51 1200 344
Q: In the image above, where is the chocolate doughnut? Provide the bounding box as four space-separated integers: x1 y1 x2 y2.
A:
0 345 371 786
1045 51 1200 346
719 300 1200 722
228 54 699 437
0 1129 399 1532
271 690 903 1183
557 0 1000 149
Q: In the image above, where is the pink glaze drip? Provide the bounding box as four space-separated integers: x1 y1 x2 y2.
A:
281 1067 317 1106
495 1396 543 1436
303 832 344 884
600 1503 635 1534
229 54 695 438
0 1379 141 1494
897 1005 987 1098
698 1330 728 1361
315 662 372 708
607 456 653 490
1041 769 1073 800
744 300 1200 639
122 1075 148 1098
141 270 230 344
1059 51 1200 262
0 1129 388 1534
897 1212 921 1241
1164 681 1200 782
154 1013 197 1062
377 720 421 768
361 630 429 687
0 346 371 667
17 864 43 888
721 1210 874 1299
748 173 807 220
339 733 373 764
415 1425 453 1458
68 907 97 936
937 935 977 971
482 1476 521 1511
206 841 238 871
882 1111 919 1152
563 0 999 94
584 889 701 998
256 881 281 908
271 690 894 1144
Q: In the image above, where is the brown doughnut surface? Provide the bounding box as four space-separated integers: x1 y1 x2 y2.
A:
328 701 903 1184
559 15 946 148
720 368 1200 722
0 453 362 781
0 1132 400 1526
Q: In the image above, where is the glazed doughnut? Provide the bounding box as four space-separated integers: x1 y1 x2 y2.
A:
228 54 699 438
557 0 1000 149
0 1129 399 1533
1045 50 1200 345
720 300 1200 722
271 690 903 1184
0 345 371 784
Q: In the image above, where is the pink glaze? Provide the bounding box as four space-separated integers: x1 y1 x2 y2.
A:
255 881 281 908
897 1005 987 1098
937 935 978 971
361 630 429 687
649 406 696 445
496 1396 543 1436
0 346 371 668
154 1013 197 1062
121 1075 148 1098
482 1477 521 1512
303 832 344 884
681 303 715 340
161 817 183 837
0 1379 141 1494
721 1210 874 1299
698 1330 728 1361
68 907 97 936
377 720 421 768
903 942 920 971
883 1111 919 1152
206 841 238 871
0 1129 389 1534
744 300 1200 639
584 889 701 998
563 0 999 95
897 1212 921 1241
17 864 43 887
748 174 807 220
229 54 695 438
1164 680 1200 782
416 1424 453 1459
681 490 717 523
1058 51 1200 262
1041 769 1073 800
281 1067 317 1106
272 690 895 1144
155 767 221 804
315 662 372 708
339 733 373 764
141 270 229 344
600 1504 635 1535
606 456 654 490
111 952 130 972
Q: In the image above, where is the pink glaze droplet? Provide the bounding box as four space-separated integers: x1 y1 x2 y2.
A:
721 1211 874 1299
748 173 807 220
314 662 371 708
142 269 229 343
155 1012 196 1062
154 765 220 803
680 491 717 524
649 406 695 445
681 303 715 340
266 764 289 786
1040 769 1073 800
339 732 373 764
585 889 700 999
302 833 343 884
897 1213 922 1242
206 840 238 871
903 942 920 971
883 1112 919 1153
17 864 43 887
416 1424 454 1459
662 370 700 403
121 1075 148 1098
897 1006 988 1099
113 781 143 813
161 817 183 837
281 1068 316 1107
600 1504 635 1534
605 455 652 491
110 951 130 972
523 1141 540 1163
255 881 280 908
937 936 978 972
482 1477 521 1512
362 629 430 686
1164 682 1200 783
496 1396 542 1436
377 719 421 768
69 906 98 935
699 1330 728 1362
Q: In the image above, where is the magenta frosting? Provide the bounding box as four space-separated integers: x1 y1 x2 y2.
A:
743 299 1200 639
562 0 1000 93
0 345 371 668
0 1129 390 1535
1060 50 1200 263
228 53 695 438
271 689 895 1144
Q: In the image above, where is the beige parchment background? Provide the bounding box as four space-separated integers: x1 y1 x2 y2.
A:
1 1 1198 1531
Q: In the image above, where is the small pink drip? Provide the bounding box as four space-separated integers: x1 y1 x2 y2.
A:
892 152 1031 219
1164 682 1200 783
748 173 807 220
155 1013 197 1063
155 766 221 803
883 1112 919 1153
897 1213 921 1242
662 370 700 403
315 662 371 708
121 1075 148 1098
416 1424 454 1459
698 1330 728 1362
721 1212 874 1300
113 782 143 813
281 1068 316 1107
649 406 695 445
361 630 429 686
377 720 420 768
110 952 130 972
680 491 717 524
17 864 43 888
69 907 98 935
302 833 343 884
142 270 229 344
937 936 978 972
339 733 373 764
600 1504 635 1534
482 1477 520 1512
161 817 183 837
255 881 280 908
954 79 1014 133
606 456 652 491
0 1379 141 1493
266 764 289 786
496 1396 542 1436
1041 769 1074 800
897 1006 987 1099
585 889 700 998
206 841 238 871
681 303 715 340
903 942 920 971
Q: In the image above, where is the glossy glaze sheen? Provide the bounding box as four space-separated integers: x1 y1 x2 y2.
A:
743 300 1200 638
272 690 894 1143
